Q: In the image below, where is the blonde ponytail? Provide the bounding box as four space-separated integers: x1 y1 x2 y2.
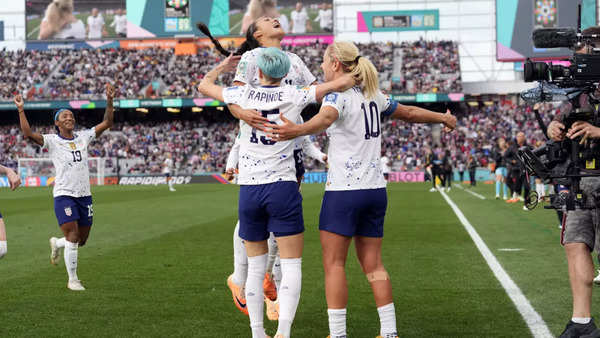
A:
328 41 379 99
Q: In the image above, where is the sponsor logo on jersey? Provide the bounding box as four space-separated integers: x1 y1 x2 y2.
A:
64 207 72 216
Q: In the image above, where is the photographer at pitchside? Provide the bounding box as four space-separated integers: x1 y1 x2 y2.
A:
545 26 600 338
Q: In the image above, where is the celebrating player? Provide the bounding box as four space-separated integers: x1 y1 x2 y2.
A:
266 41 456 338
198 48 352 338
0 164 22 260
14 83 115 291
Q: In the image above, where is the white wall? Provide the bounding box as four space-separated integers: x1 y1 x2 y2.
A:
334 0 518 83
0 1 26 50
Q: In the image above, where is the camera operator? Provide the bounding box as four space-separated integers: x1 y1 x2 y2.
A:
546 25 600 338
505 132 532 210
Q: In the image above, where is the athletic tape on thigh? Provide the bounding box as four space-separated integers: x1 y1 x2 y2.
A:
366 270 390 282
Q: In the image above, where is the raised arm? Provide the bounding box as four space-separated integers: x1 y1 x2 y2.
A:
0 165 21 191
313 74 355 103
390 105 456 131
197 54 241 102
302 136 327 163
14 95 44 146
95 83 115 137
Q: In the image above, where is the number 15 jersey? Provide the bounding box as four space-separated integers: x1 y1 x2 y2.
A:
222 84 316 185
321 87 397 191
42 128 96 197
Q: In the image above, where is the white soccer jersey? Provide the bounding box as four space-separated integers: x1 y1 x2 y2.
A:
278 14 290 33
226 133 241 170
112 14 127 35
163 158 173 174
291 10 308 34
87 15 104 39
234 48 316 87
222 84 317 185
321 88 396 191
49 19 86 39
381 156 390 174
315 9 333 30
42 128 96 197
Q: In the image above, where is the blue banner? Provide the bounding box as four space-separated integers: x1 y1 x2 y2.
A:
357 10 439 32
0 21 4 41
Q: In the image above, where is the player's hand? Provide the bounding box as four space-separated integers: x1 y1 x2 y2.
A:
442 109 456 132
224 168 235 181
237 109 269 131
265 114 300 141
322 154 328 164
340 74 356 91
106 83 115 100
6 169 21 191
548 121 566 141
217 54 242 73
567 121 600 143
14 94 24 111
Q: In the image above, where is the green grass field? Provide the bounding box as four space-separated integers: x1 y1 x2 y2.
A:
0 182 596 337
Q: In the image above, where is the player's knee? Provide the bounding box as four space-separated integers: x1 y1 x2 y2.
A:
365 269 390 283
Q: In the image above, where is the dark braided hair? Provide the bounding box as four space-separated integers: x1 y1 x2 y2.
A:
196 21 261 57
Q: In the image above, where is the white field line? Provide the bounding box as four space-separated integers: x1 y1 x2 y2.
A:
439 190 553 338
453 184 486 200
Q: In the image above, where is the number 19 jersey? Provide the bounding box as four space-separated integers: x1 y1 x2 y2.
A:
321 87 397 191
222 84 316 185
42 128 96 197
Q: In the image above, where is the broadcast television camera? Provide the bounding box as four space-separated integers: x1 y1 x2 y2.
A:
518 5 600 210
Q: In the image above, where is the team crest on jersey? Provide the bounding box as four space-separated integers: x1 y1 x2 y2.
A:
64 207 72 217
324 93 338 103
69 142 76 150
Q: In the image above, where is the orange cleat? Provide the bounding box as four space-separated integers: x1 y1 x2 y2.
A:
227 274 248 316
506 198 519 203
263 273 277 301
265 296 279 321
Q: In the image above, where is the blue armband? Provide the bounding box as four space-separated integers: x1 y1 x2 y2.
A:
382 99 398 117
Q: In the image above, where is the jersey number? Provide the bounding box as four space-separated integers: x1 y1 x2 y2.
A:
71 150 82 162
250 109 280 145
361 102 380 140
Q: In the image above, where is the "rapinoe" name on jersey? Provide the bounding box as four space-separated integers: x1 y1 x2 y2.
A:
247 89 284 103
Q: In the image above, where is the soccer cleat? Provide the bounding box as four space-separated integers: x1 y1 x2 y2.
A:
376 334 399 338
429 187 436 192
523 206 529 211
506 198 519 203
263 273 277 301
495 194 500 199
503 195 509 200
49 237 60 265
227 274 248 315
559 318 600 338
67 279 85 291
594 270 600 285
265 297 279 321
169 187 176 192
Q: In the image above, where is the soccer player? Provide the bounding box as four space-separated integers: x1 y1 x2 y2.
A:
111 8 127 38
267 41 456 338
198 47 353 338
163 153 176 192
38 0 86 40
225 124 327 321
493 137 509 200
0 165 22 259
290 2 310 34
14 83 115 291
86 8 106 39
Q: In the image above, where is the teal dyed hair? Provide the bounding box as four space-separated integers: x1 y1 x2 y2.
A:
257 47 290 80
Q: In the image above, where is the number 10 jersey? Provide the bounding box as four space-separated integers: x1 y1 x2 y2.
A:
321 87 396 191
42 128 96 197
222 84 316 185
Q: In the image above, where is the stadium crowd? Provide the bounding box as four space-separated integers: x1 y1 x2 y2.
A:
0 40 461 101
0 100 556 175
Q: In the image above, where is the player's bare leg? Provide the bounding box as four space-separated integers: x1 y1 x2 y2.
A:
355 236 397 338
320 230 352 338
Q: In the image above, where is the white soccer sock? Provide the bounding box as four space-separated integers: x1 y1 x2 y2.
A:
247 254 267 338
273 256 282 291
168 179 174 189
572 317 591 324
377 303 398 337
63 240 79 281
232 221 248 287
56 237 66 248
0 240 6 258
536 183 545 197
327 308 347 338
266 233 278 275
277 258 302 338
